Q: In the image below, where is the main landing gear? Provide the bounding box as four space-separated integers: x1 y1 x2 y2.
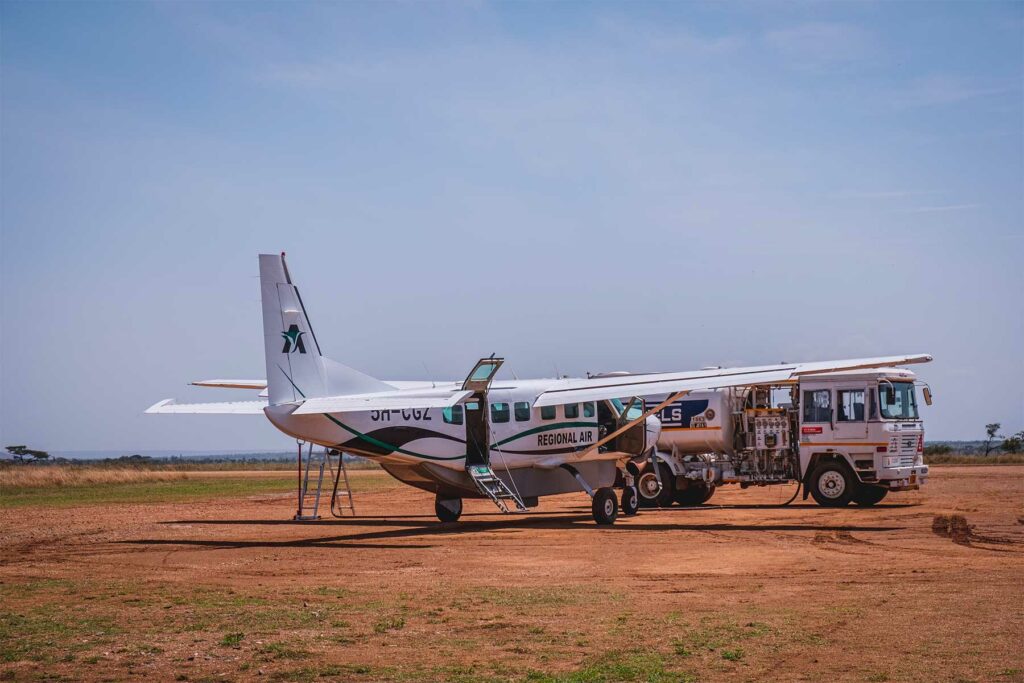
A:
561 464 639 525
435 495 463 522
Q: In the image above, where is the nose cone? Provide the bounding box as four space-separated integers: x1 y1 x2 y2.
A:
645 414 662 446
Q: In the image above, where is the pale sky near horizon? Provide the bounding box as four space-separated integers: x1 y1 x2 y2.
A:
1 1 1022 452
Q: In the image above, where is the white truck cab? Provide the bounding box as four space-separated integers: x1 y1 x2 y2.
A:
638 367 929 508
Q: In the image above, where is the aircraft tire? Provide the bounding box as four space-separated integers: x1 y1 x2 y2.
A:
853 485 888 507
435 495 463 523
592 487 619 525
621 486 639 516
809 462 854 507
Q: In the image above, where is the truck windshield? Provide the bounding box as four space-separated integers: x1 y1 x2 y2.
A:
878 382 919 420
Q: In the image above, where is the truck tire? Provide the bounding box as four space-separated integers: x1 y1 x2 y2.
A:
674 482 715 506
809 461 854 507
592 487 619 525
637 463 675 508
853 485 888 507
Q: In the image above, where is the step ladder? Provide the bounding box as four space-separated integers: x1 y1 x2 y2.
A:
295 445 356 521
466 464 527 513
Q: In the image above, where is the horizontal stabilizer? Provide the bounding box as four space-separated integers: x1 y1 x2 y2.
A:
191 379 268 390
145 399 268 415
292 389 473 415
534 354 933 407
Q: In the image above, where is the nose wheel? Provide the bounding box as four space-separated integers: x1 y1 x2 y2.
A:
620 485 639 516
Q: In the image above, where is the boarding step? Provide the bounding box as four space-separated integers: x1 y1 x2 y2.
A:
466 465 527 513
295 445 356 521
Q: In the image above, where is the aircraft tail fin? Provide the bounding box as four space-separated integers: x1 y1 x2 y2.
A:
259 253 392 405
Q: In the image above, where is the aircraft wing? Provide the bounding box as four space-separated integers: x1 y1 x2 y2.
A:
533 354 932 407
145 399 268 414
291 388 473 415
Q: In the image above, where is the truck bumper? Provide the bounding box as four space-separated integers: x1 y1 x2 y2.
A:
876 464 928 491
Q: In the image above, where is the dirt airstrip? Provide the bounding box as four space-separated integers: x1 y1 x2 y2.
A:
1 466 1022 682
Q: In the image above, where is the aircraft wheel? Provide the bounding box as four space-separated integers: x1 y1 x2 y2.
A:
620 486 639 516
853 485 888 507
434 495 463 523
809 462 854 507
637 463 675 508
592 487 619 525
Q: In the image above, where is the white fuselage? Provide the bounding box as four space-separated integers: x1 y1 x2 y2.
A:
265 378 661 472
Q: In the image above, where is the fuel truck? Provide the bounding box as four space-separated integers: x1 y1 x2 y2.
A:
634 366 931 508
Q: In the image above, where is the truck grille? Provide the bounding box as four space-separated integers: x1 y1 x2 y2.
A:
888 434 920 462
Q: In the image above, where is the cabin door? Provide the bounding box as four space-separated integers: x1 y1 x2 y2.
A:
461 357 504 467
613 397 648 456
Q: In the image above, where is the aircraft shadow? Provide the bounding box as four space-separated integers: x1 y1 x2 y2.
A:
129 514 903 550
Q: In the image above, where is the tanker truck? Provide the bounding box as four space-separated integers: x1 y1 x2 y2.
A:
633 366 931 508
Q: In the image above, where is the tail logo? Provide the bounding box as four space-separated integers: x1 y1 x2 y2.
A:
281 324 307 354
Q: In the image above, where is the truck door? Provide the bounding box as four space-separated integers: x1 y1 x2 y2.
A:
834 386 868 440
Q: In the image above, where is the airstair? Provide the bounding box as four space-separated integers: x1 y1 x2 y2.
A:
295 444 355 521
466 464 527 513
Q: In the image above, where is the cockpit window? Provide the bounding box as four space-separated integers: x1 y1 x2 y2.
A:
878 382 919 420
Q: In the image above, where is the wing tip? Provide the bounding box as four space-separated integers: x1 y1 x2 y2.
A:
145 398 175 414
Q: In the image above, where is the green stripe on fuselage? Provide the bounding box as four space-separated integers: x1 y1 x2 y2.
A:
321 415 598 461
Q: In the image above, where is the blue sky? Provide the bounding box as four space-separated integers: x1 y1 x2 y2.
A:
1 1 1021 451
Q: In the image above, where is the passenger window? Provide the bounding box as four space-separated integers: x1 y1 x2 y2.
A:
837 390 865 422
490 402 510 423
564 404 579 419
442 405 463 425
803 390 831 423
514 401 531 422
541 406 556 420
582 402 595 418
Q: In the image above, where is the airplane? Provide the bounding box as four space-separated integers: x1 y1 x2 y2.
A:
147 253 933 525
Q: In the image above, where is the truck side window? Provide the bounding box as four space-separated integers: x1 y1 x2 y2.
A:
837 390 865 422
868 388 877 419
442 405 463 425
803 390 831 423
564 403 579 418
541 405 556 420
514 401 530 422
490 402 510 423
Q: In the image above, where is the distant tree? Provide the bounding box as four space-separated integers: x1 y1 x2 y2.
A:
983 424 1002 456
924 444 952 456
1000 431 1024 454
5 445 51 462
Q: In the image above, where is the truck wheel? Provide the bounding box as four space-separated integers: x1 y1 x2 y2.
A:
809 462 854 507
434 495 462 522
637 464 675 508
620 486 639 516
674 482 707 507
700 482 716 504
592 487 619 525
853 485 888 507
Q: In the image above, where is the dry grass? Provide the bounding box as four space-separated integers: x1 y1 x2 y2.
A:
1 466 192 488
925 453 1024 465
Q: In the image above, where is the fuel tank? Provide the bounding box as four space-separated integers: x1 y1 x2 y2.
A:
648 390 736 456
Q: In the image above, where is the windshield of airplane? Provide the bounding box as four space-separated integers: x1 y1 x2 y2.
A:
611 398 644 420
878 382 919 420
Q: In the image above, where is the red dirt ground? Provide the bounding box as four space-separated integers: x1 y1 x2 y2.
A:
2 466 1022 682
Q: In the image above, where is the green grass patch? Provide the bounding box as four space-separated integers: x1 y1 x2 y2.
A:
0 607 122 664
373 616 406 633
0 471 397 508
219 632 244 648
526 651 697 683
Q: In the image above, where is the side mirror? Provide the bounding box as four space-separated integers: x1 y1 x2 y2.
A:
923 387 933 406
